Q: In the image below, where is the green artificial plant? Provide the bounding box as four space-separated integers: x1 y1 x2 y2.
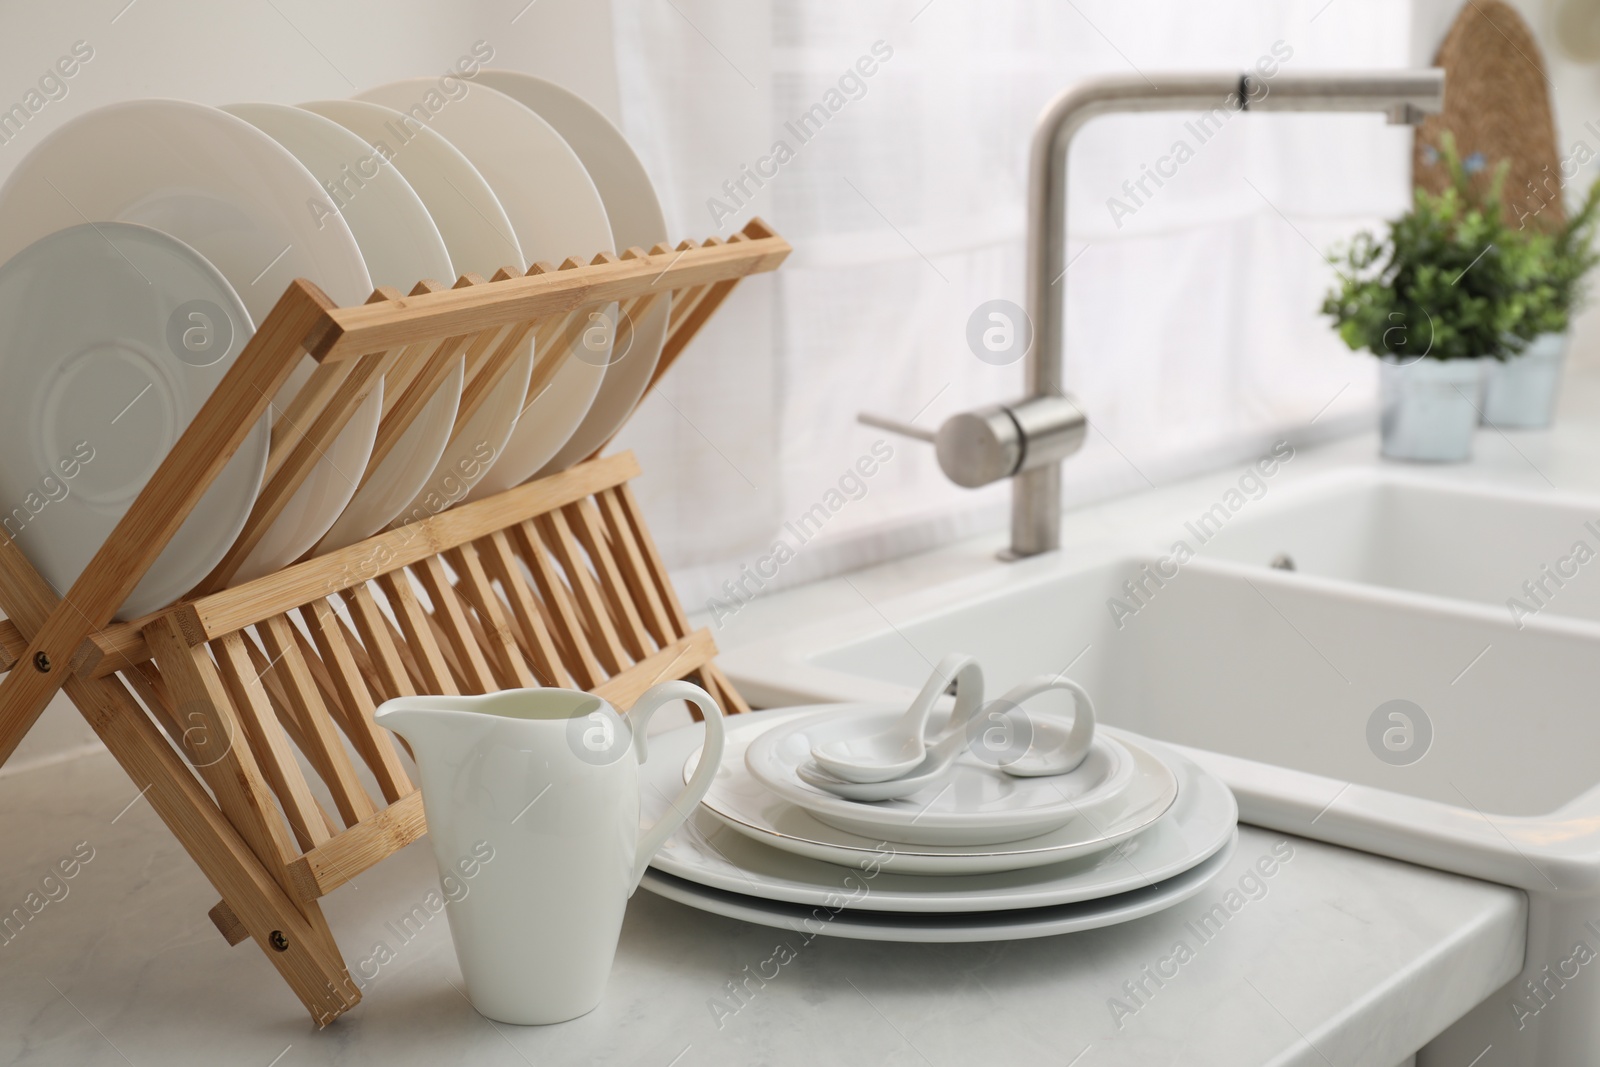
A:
1516 175 1600 339
1321 132 1533 362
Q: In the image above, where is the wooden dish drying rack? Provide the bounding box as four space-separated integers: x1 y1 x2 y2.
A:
0 218 789 1026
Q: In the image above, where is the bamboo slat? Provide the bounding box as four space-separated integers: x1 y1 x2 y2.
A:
318 230 788 360
300 600 412 803
257 615 376 828
213 632 333 852
412 556 498 692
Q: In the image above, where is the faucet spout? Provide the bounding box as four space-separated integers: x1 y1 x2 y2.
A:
860 68 1445 559
1011 69 1444 558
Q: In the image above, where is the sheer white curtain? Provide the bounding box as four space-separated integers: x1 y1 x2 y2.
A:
606 0 1415 611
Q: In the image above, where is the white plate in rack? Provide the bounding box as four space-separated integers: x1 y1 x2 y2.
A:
471 69 671 478
0 99 380 585
298 97 531 524
357 80 614 498
0 98 372 323
223 102 462 552
299 99 522 280
0 223 268 618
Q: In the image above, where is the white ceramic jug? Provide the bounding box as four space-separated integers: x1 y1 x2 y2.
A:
375 682 725 1025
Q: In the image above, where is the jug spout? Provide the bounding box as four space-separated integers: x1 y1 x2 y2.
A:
374 695 480 764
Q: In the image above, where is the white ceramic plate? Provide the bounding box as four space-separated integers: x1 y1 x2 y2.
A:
689 709 1181 874
224 103 462 552
743 705 1171 845
472 70 671 476
355 79 615 499
0 99 379 585
641 836 1236 943
0 223 268 619
298 97 532 522
299 99 522 279
647 713 1235 907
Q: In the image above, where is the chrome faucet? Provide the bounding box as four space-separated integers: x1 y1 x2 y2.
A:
863 70 1445 559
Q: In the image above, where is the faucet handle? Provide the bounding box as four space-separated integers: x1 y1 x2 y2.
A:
859 407 1028 489
857 412 936 443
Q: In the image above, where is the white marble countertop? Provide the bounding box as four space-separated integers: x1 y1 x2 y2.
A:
0 745 1525 1067
8 375 1588 1065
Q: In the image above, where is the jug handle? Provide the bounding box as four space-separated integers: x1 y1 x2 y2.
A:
626 681 726 893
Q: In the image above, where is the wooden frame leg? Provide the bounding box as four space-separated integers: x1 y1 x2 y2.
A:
143 617 357 1022
71 671 359 1025
0 531 357 1026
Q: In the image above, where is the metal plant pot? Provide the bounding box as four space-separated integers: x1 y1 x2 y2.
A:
1482 331 1568 430
1378 356 1486 463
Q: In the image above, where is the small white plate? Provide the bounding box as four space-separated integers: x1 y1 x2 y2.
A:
298 97 532 522
641 837 1236 944
473 70 671 475
0 99 380 586
357 80 614 499
744 705 1169 845
648 712 1235 906
223 103 462 552
690 709 1180 873
0 223 268 619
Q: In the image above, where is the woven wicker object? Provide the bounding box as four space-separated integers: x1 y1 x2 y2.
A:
1413 0 1564 231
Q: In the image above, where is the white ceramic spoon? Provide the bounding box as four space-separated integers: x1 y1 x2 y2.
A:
977 676 1097 777
800 676 1097 801
799 722 971 801
810 653 984 783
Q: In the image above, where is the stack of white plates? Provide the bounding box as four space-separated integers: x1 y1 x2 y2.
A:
0 72 669 618
640 706 1238 943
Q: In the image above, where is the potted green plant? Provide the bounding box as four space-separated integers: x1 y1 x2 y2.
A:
1482 177 1600 428
1322 137 1527 462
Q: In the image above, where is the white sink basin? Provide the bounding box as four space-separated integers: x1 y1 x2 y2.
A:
720 472 1600 1066
819 557 1600 825
1200 470 1600 626
734 551 1600 873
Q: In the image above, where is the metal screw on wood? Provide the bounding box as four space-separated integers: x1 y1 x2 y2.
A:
32 651 50 673
269 931 289 952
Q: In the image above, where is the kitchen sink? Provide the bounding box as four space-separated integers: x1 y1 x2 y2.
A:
719 472 1600 1066
1199 470 1600 626
812 556 1600 821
